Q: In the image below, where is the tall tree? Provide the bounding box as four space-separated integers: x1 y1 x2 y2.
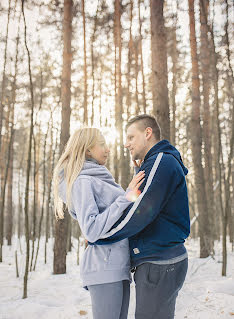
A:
199 0 214 244
150 0 170 139
21 0 35 298
138 0 147 113
0 0 11 153
53 0 73 275
169 1 179 146
188 0 211 258
82 0 88 124
90 0 100 125
5 10 21 246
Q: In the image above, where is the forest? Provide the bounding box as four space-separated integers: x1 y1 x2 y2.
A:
0 0 233 317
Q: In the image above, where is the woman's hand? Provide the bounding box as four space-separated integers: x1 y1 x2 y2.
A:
126 171 145 201
128 170 145 191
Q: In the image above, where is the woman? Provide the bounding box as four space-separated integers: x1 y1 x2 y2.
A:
53 128 145 319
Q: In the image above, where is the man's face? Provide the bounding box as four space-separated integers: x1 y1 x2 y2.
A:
125 123 149 161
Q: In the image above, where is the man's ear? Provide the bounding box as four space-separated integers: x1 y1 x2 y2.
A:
145 127 153 140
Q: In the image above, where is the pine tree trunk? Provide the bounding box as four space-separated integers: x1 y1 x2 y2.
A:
33 127 48 271
114 0 124 185
210 17 223 240
188 0 211 258
150 0 170 140
82 0 88 124
53 0 72 275
138 0 147 113
0 0 11 153
134 43 140 114
170 3 178 146
6 136 13 246
6 11 20 246
199 0 214 248
91 1 99 125
21 0 35 298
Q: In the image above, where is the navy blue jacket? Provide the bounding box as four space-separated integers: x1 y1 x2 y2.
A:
91 140 190 267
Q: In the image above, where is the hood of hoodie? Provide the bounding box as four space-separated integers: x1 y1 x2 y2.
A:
144 139 188 176
59 158 120 189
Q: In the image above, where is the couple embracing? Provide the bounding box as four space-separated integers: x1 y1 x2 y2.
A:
53 114 190 319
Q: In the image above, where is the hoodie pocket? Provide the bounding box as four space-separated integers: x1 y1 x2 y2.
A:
106 245 130 270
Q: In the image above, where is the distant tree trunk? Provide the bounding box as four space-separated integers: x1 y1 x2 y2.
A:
53 0 72 275
133 42 140 114
33 127 49 271
150 0 170 140
114 0 125 187
45 139 52 263
98 72 103 126
67 218 72 252
221 0 234 276
6 11 20 246
199 0 214 248
0 0 11 153
188 0 211 258
17 170 23 240
82 0 88 124
22 0 35 298
138 0 147 113
6 126 13 246
224 0 234 249
0 125 14 262
91 0 99 125
127 0 133 118
170 3 178 146
30 132 38 271
123 0 134 188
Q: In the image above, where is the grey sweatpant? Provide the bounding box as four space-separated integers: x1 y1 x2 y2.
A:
87 280 130 319
134 258 188 319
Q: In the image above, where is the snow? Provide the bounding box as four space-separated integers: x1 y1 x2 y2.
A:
0 236 234 319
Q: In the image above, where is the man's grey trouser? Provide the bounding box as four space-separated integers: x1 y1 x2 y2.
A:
134 258 188 319
87 280 130 319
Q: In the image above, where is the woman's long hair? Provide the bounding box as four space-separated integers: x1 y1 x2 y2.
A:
53 127 102 220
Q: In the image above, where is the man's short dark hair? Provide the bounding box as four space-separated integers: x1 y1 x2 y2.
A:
126 114 161 140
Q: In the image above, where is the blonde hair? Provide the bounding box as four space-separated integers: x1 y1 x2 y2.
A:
53 127 102 220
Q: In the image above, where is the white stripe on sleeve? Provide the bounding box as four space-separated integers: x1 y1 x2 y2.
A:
100 152 163 239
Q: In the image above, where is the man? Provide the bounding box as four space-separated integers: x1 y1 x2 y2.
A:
92 114 190 319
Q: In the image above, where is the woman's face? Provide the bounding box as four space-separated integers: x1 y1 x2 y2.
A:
87 135 110 165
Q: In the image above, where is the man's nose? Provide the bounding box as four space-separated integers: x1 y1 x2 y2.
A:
124 141 129 148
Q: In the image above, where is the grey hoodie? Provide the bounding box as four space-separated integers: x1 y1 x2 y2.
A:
58 159 132 289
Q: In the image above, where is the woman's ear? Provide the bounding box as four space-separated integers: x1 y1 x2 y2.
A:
85 149 91 157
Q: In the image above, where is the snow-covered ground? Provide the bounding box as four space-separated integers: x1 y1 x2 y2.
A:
0 236 233 319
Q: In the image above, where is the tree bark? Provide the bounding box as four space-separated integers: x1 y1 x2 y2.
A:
21 0 35 298
6 10 20 246
188 0 211 258
91 0 100 125
114 0 125 188
0 0 11 153
82 0 88 124
138 0 147 113
150 0 170 139
53 0 72 275
199 0 214 247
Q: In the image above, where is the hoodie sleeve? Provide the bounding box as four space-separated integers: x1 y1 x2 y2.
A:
93 153 184 245
71 177 132 243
